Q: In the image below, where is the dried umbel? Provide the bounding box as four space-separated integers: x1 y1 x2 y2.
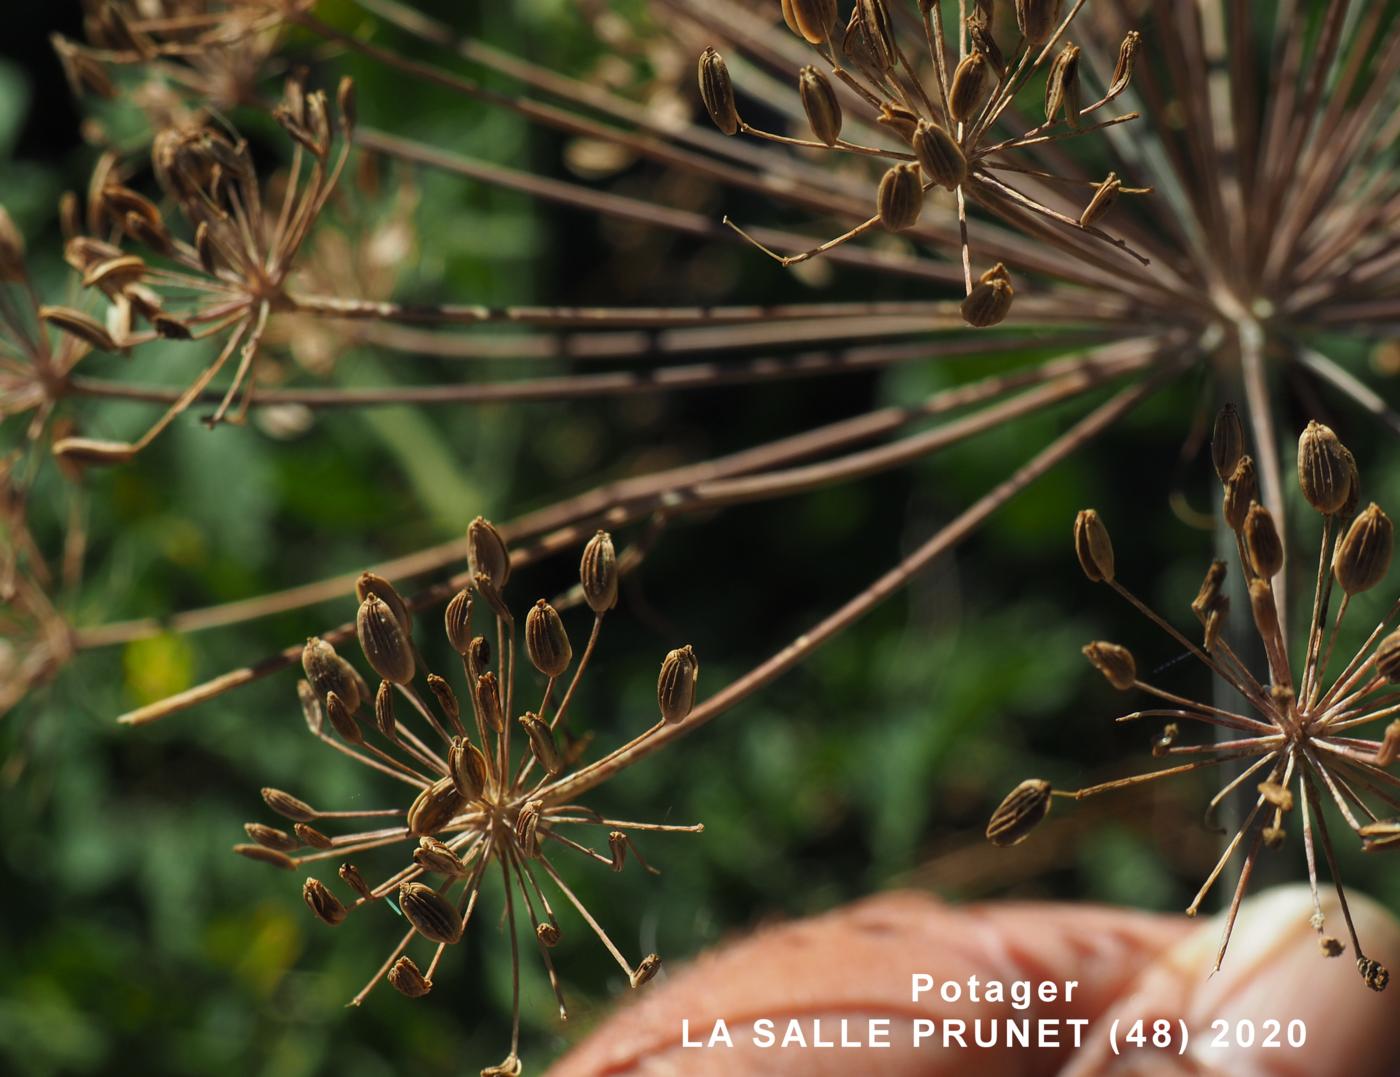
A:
992 410 1398 992
702 0 1151 328
235 530 702 1074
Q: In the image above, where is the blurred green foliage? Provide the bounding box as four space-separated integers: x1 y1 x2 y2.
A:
2 3 1399 1075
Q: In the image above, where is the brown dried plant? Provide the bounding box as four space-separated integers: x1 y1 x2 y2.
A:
237 525 702 1076
988 408 1399 993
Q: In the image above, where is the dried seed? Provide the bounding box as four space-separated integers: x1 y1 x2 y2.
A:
854 0 895 72
407 776 467 837
336 75 357 134
1082 641 1136 690
449 736 489 799
467 516 511 587
698 47 739 136
960 263 1014 328
520 712 563 776
525 599 573 678
1109 30 1142 95
1262 826 1286 849
580 531 619 614
303 878 348 926
966 12 1004 77
325 690 364 745
537 922 561 947
1243 502 1284 579
39 305 118 352
262 787 316 822
515 800 543 857
398 882 462 945
877 102 920 142
1192 560 1228 619
357 592 415 685
799 66 842 146
195 221 218 275
356 572 412 636
1073 508 1114 583
1375 721 1400 769
245 822 298 852
1152 723 1179 757
876 162 923 232
1247 578 1283 653
388 955 433 997
1016 0 1064 46
1334 503 1393 595
152 313 192 340
630 953 663 988
301 637 363 713
1357 957 1389 992
427 673 461 725
1320 936 1345 958
986 779 1053 847
1378 629 1400 682
1209 406 1243 481
785 0 837 45
949 52 989 123
414 836 467 876
1338 447 1360 519
374 679 396 739
1257 781 1294 811
1079 172 1121 228
445 588 474 654
658 645 700 723
911 120 966 190
339 863 373 899
475 671 504 732
294 823 333 850
1359 817 1400 851
234 843 296 870
1045 42 1081 126
1222 455 1257 531
1297 420 1351 515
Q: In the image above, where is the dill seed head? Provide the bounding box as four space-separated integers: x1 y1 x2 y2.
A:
658 645 700 723
1334 504 1394 596
1211 408 1248 465
1243 502 1284 579
580 531 618 613
698 47 739 136
1073 508 1114 583
398 882 463 945
1298 421 1352 516
357 593 415 685
876 163 923 232
467 516 511 588
1222 455 1257 531
986 779 1053 847
303 878 348 926
388 956 432 998
911 120 966 191
960 263 1014 327
525 599 572 678
1082 641 1136 690
1017 0 1065 46
799 66 842 147
949 51 989 123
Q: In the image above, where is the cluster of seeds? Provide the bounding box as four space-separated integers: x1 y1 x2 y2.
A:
235 520 702 1076
989 408 1398 992
697 0 1148 326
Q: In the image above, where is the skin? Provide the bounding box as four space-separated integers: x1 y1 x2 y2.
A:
548 885 1400 1077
